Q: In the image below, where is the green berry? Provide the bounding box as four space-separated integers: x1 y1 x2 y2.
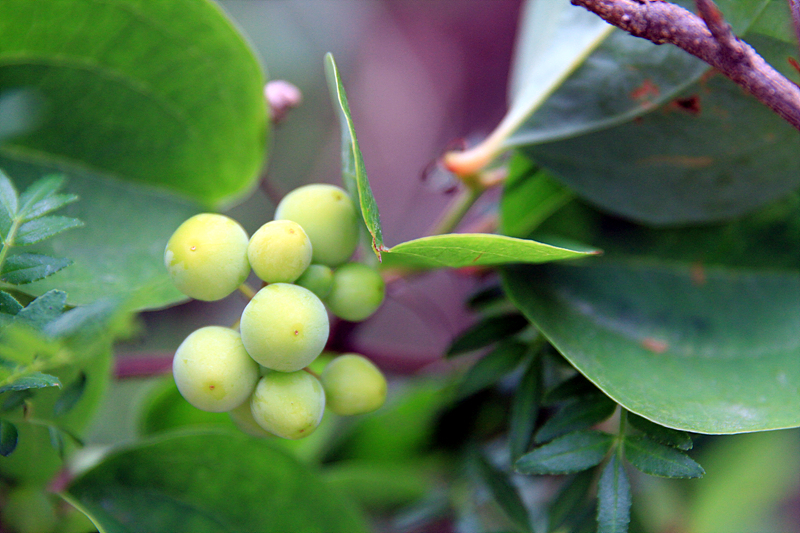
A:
229 398 274 438
240 284 329 372
321 354 387 415
247 220 312 283
2 486 57 533
172 326 259 412
164 213 250 301
325 262 385 322
250 371 325 439
274 184 359 267
294 264 334 299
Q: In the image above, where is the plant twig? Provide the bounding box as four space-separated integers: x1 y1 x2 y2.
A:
790 0 800 52
571 0 800 132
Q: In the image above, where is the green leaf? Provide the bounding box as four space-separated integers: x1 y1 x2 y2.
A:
383 233 600 270
49 425 65 459
324 53 385 257
624 436 704 478
321 460 430 512
0 290 23 316
474 453 532 533
17 174 67 220
448 313 529 357
0 0 267 207
14 216 83 245
53 372 87 418
456 341 529 399
548 471 595 533
543 374 598 405
534 393 616 444
509 354 542 460
515 430 613 475
0 419 18 456
466 285 506 312
0 389 32 412
627 412 693 450
0 372 60 393
596 454 631 533
66 430 370 533
500 153 573 238
0 253 71 285
0 168 18 237
14 290 66 329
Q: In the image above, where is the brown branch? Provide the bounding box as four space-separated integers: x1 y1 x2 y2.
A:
571 0 800 132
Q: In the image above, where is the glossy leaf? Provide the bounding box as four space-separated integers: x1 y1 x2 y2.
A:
596 454 631 533
456 341 528 399
325 53 385 257
624 436 704 478
66 430 370 533
509 354 542 460
0 419 18 456
0 0 267 207
534 393 616 444
0 253 71 285
474 453 532 533
14 216 83 245
383 233 599 270
515 430 613 475
627 412 693 450
448 313 529 357
0 372 60 393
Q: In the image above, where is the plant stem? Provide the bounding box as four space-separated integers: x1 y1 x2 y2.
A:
428 185 483 236
238 283 257 300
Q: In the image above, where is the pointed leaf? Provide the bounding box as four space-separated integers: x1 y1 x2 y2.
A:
0 372 60 393
325 53 385 257
14 216 83 245
0 169 17 239
0 290 23 316
383 233 600 271
456 341 528 399
543 374 599 405
14 290 66 329
48 426 65 459
474 453 532 533
466 285 506 312
627 412 693 450
624 436 704 478
597 454 631 533
23 193 78 221
17 175 67 220
53 372 87 418
448 313 529 357
515 430 613 475
548 471 595 533
1 253 71 285
509 354 543 460
0 419 18 456
534 393 616 444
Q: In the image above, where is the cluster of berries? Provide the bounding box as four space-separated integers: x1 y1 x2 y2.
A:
164 184 387 439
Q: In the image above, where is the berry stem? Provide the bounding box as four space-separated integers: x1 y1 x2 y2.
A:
238 283 258 300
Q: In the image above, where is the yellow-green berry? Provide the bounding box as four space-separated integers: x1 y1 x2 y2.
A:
250 370 326 439
321 354 387 415
325 262 385 322
247 220 312 283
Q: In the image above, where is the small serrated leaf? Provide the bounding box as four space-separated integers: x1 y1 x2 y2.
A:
0 372 60 393
23 193 78 221
474 453 532 533
53 372 87 417
543 373 598 405
509 354 542 460
14 290 67 329
597 454 631 533
624 436 704 479
548 470 595 533
0 290 23 316
627 412 693 450
448 313 529 357
456 341 528 399
17 175 67 219
535 393 616 444
15 215 83 245
1 253 72 285
515 430 613 475
0 419 19 456
0 168 19 237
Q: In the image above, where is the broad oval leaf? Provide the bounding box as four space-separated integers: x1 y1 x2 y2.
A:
0 0 267 207
382 233 599 270
65 430 370 533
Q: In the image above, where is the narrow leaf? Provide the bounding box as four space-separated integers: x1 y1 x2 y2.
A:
22 193 79 221
515 430 613 475
509 355 542 460
0 419 18 456
14 216 83 245
53 372 87 417
1 253 71 285
0 372 60 393
466 285 506 311
535 393 617 444
0 168 18 237
324 53 385 257
543 374 598 405
49 426 65 459
448 313 529 356
384 233 600 270
597 454 631 533
17 175 67 219
0 290 23 316
624 436 704 478
475 453 532 533
548 470 595 533
14 290 67 329
456 341 528 399
627 412 693 450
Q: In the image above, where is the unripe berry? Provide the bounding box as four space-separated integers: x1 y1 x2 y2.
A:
164 213 250 301
321 354 387 415
172 326 259 412
274 184 359 267
240 284 329 372
325 262 385 322
294 264 334 299
229 397 274 438
247 220 312 283
250 370 325 439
